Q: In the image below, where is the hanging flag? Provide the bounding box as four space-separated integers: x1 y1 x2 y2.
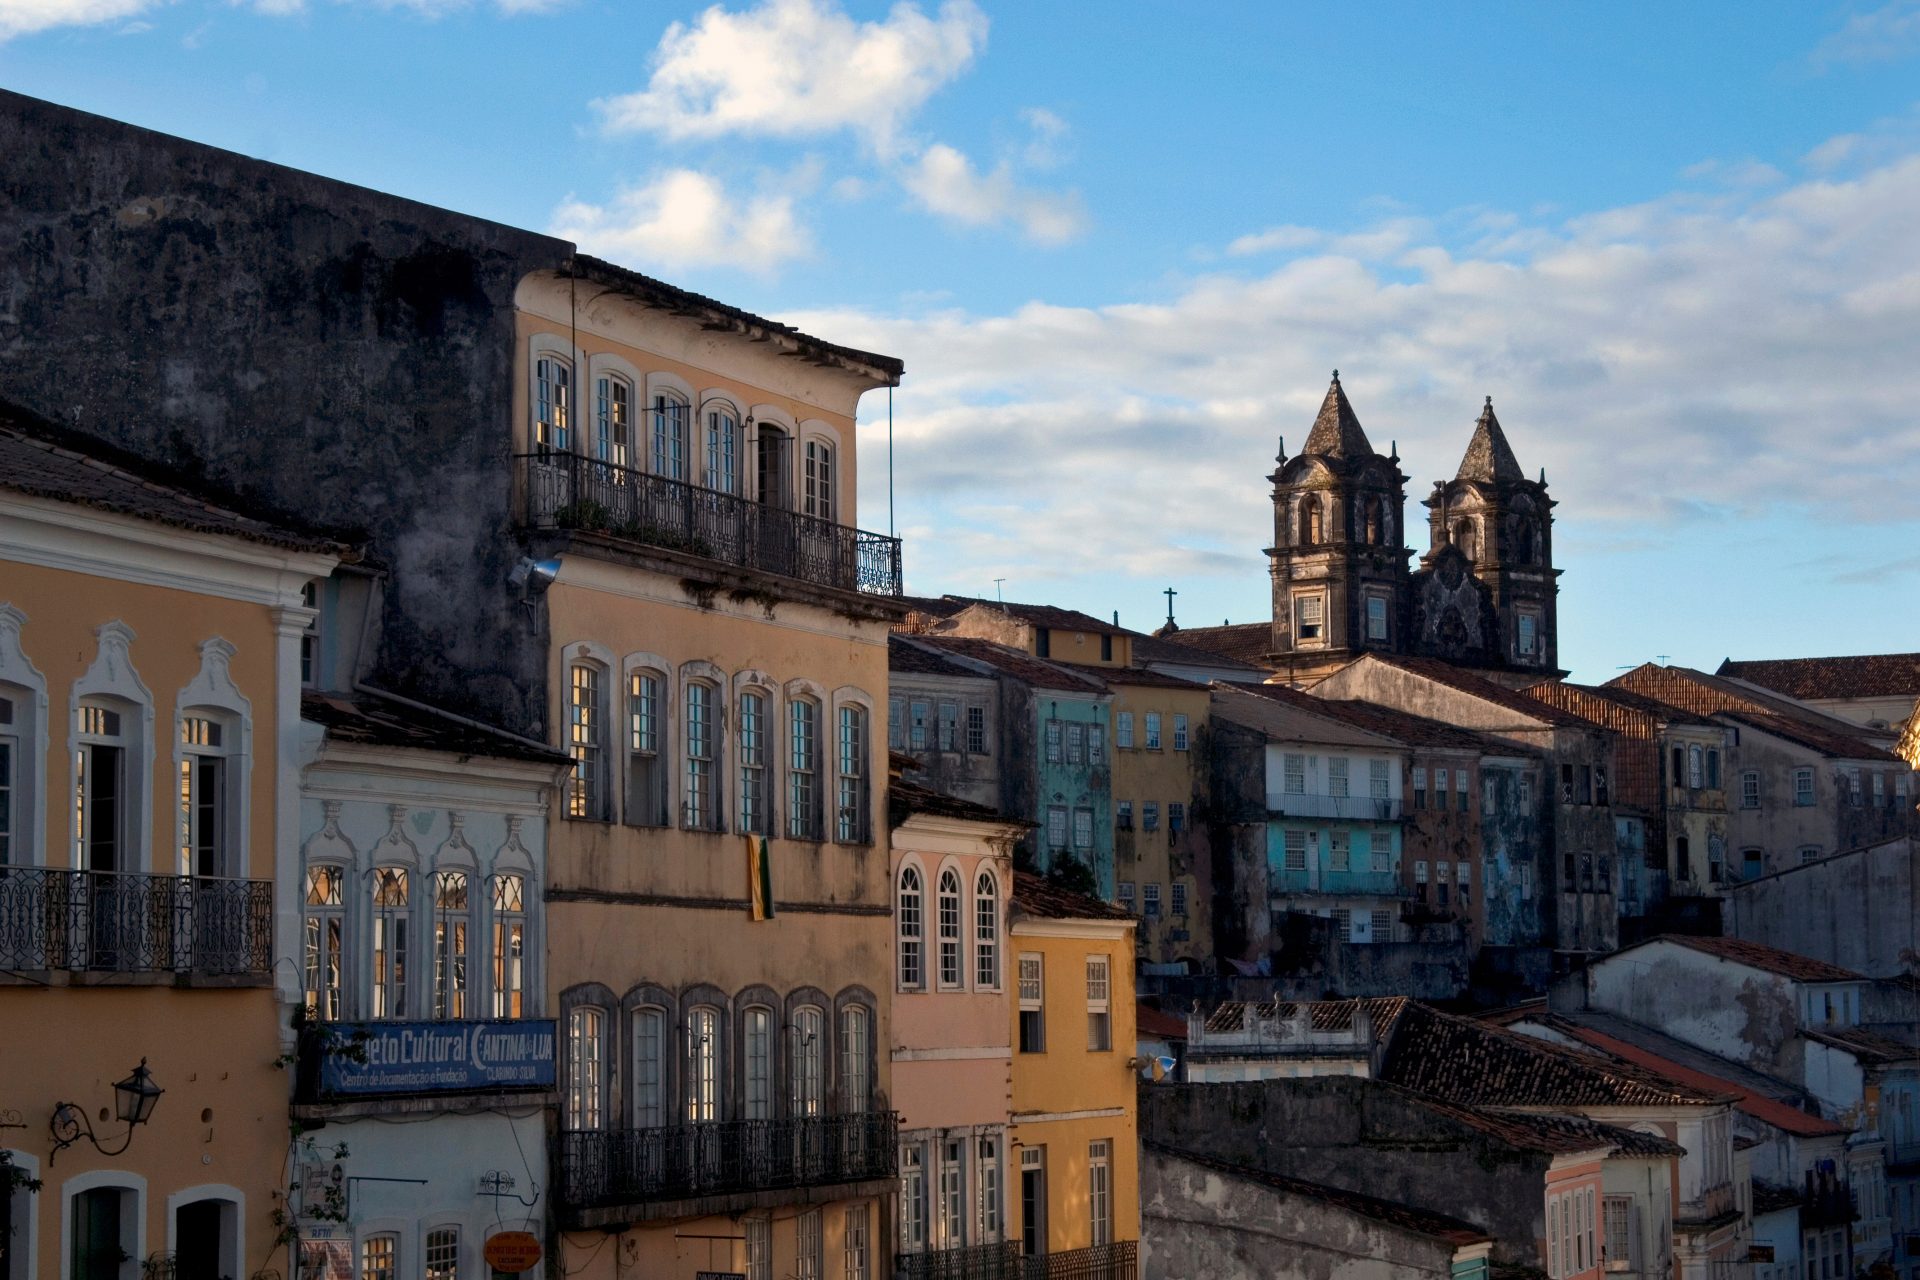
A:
747 835 775 920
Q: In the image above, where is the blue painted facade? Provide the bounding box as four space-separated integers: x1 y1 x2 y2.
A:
1032 691 1116 897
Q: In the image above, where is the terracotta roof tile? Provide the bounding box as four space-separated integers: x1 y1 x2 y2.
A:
1011 873 1133 922
1200 996 1407 1035
1055 661 1202 690
888 634 992 680
1752 1180 1804 1216
1718 653 1920 702
1363 655 1593 728
888 778 1026 830
908 636 1107 694
1159 622 1275 668
1131 629 1266 672
1802 1026 1920 1065
905 595 1130 637
1135 1005 1189 1041
1626 934 1864 983
1608 665 1896 761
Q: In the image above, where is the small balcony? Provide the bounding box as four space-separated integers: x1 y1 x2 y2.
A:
897 1242 1137 1280
557 1111 900 1226
1267 794 1403 822
517 452 903 597
0 868 271 981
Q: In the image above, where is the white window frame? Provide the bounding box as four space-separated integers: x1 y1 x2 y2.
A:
1145 713 1162 751
71 621 154 875
1089 1139 1113 1246
567 659 611 821
370 865 411 1020
1116 712 1133 749
897 863 925 990
1173 714 1189 751
974 869 1000 990
937 867 964 989
566 1003 606 1130
1017 954 1045 1053
0 605 48 871
1086 954 1111 1051
1294 592 1326 644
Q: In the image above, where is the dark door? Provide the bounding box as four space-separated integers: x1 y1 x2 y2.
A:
72 1187 124 1280
175 1199 224 1280
1020 1159 1046 1256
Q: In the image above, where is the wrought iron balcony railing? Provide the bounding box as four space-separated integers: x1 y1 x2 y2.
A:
896 1242 1138 1280
0 868 273 977
558 1110 899 1211
517 452 903 597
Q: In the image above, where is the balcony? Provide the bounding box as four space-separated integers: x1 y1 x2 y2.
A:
557 1111 899 1226
517 452 903 597
1267 794 1402 822
0 868 271 981
897 1243 1137 1280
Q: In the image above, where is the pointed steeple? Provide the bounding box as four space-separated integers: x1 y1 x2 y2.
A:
1454 395 1525 484
1301 370 1376 459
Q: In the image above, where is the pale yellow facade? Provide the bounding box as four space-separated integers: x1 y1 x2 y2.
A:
1 485 335 1279
1107 679 1213 965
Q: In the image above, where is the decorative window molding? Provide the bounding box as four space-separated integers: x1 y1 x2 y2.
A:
174 638 253 879
71 620 155 872
0 603 50 868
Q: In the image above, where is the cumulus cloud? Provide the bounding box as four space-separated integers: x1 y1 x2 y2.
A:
0 0 163 41
595 0 987 155
1813 0 1920 65
551 169 810 275
900 143 1086 243
782 146 1920 593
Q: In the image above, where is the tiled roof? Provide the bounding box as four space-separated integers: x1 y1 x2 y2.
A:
907 595 1129 637
1299 373 1378 460
1135 1005 1190 1041
1715 708 1899 763
1379 1001 1730 1108
1362 655 1593 728
1055 661 1203 690
1160 622 1275 668
1454 398 1527 485
1208 683 1402 750
1608 665 1895 761
1718 653 1920 702
1147 1144 1490 1246
1623 934 1864 984
1471 1107 1684 1159
1751 1180 1804 1216
908 636 1107 694
302 689 568 765
1311 698 1496 752
888 778 1025 830
0 406 353 556
1802 1026 1920 1066
889 634 992 680
572 254 903 381
1201 996 1408 1035
1011 873 1133 923
1131 628 1266 673
1522 681 1719 728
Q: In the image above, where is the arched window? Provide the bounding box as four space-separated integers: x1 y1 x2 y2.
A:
176 713 235 877
535 355 572 453
803 440 835 522
974 871 1000 990
595 374 632 470
788 699 821 840
683 679 717 831
489 873 525 1018
838 1004 871 1111
684 1006 722 1122
897 866 924 990
1515 520 1536 565
371 867 410 1019
303 865 345 1020
568 662 609 821
0 664 39 870
789 1005 825 1117
836 704 869 843
743 1005 774 1121
937 869 962 988
738 690 770 836
1360 495 1380 544
653 391 690 482
706 403 740 494
432 870 468 1019
1453 518 1476 559
566 1004 605 1130
1299 499 1321 545
632 1005 667 1128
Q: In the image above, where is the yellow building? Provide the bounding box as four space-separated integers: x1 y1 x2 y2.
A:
1008 876 1139 1277
512 261 907 1280
0 412 344 1278
1099 672 1214 967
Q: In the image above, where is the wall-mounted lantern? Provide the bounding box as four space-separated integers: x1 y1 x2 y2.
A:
49 1058 164 1164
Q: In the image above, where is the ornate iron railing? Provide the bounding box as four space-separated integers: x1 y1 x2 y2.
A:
897 1242 1137 1280
558 1111 899 1210
517 452 903 596
0 868 272 976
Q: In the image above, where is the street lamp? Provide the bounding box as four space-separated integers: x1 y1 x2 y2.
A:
49 1058 164 1164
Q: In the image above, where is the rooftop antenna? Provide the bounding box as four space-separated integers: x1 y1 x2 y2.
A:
993 578 1006 604
1163 586 1178 629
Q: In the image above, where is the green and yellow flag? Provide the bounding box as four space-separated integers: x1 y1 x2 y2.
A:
747 835 775 921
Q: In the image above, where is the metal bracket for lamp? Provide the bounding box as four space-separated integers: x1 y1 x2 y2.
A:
49 1058 163 1165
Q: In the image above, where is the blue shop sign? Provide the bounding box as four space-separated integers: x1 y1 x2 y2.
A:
320 1020 556 1096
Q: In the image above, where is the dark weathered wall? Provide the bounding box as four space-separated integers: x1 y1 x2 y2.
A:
1141 1077 1545 1264
1727 837 1917 980
0 89 571 732
1201 717 1270 960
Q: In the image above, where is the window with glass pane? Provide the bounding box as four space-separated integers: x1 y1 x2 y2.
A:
844 1204 871 1280
1143 884 1161 917
686 1006 721 1122
76 703 127 871
1089 1140 1112 1246
837 705 867 842
789 700 819 839
1145 713 1161 750
708 407 739 493
1085 956 1111 1051
1173 714 1189 750
937 701 958 751
1046 806 1067 849
739 691 768 834
967 706 987 754
535 357 571 453
1116 712 1133 749
791 1005 825 1116
839 1005 870 1110
901 1145 927 1249
684 681 715 830
898 865 924 988
633 1007 666 1128
569 665 606 820
974 872 999 989
371 867 409 1018
1369 758 1390 799
0 696 14 865
304 865 345 1020
804 440 834 521
1044 721 1061 763
1329 757 1349 798
978 1135 1001 1241
1284 753 1305 794
1072 807 1092 849
939 1139 965 1246
567 1005 604 1129
746 1217 771 1280
177 715 227 876
626 671 666 828
361 1234 398 1280
938 869 962 987
1284 830 1307 870
746 1005 775 1120
299 582 319 687
432 870 468 1019
798 1209 823 1280
1017 955 1045 1053
653 394 689 480
596 376 630 469
1172 882 1188 916
490 873 525 1018
425 1227 458 1280
1066 723 1083 765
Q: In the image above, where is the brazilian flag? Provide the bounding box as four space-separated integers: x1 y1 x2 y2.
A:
747 835 775 920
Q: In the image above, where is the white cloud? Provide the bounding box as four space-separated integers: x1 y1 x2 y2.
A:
1019 106 1069 169
1813 0 1920 65
595 0 987 155
781 142 1920 593
0 0 164 41
900 143 1086 243
1227 225 1323 256
551 169 810 275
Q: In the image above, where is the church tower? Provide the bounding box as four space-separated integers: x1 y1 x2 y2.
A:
1267 372 1411 680
1413 396 1562 678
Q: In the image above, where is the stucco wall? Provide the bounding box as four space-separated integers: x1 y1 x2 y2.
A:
1727 838 1918 980
1581 941 1803 1079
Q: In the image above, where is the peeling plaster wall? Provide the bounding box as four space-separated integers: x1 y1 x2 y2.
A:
1726 837 1918 980
1581 941 1805 1080
1204 716 1275 961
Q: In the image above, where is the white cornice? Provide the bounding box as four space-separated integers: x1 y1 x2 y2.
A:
1010 918 1134 941
551 562 892 646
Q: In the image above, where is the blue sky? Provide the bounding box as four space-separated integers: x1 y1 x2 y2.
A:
5 0 1920 679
